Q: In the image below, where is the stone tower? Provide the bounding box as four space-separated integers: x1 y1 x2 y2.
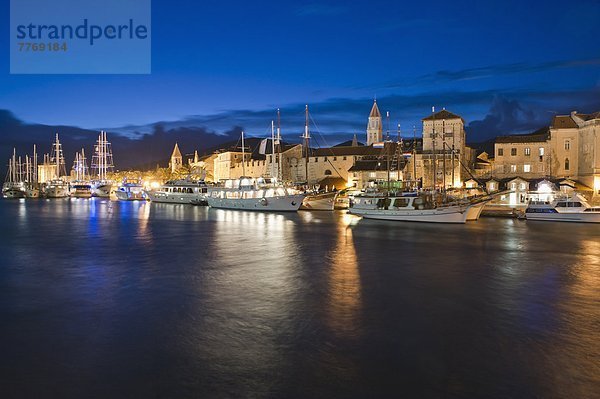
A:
366 100 383 146
170 142 183 173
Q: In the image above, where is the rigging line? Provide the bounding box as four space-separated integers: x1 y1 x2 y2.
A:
307 113 346 181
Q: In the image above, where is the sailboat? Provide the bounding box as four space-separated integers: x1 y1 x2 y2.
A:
348 108 477 223
24 145 40 198
44 134 70 198
90 131 114 197
206 130 306 212
296 105 339 211
70 148 92 198
2 149 26 199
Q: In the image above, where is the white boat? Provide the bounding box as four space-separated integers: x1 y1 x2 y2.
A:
349 192 472 223
43 134 70 198
25 185 40 198
2 184 25 199
115 179 147 201
525 194 600 223
207 177 306 212
90 131 115 197
70 149 92 198
301 190 338 211
91 181 113 197
147 179 209 205
2 150 25 199
45 179 70 198
70 183 93 198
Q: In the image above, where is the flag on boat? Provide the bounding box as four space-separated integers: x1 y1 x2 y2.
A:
258 138 269 154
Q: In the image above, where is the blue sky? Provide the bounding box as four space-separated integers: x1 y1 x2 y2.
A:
1 0 599 142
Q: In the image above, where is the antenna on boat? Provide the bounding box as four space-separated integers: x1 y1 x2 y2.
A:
271 120 276 180
277 108 282 181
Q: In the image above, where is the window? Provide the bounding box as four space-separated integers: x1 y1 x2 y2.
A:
524 164 531 173
489 182 496 191
324 157 328 161
524 147 531 156
314 157 318 162
538 147 545 161
497 148 504 156
333 157 337 161
565 158 570 171
511 148 517 156
520 183 527 190
565 140 571 151
343 156 347 161
510 164 517 173
369 172 376 179
324 169 332 176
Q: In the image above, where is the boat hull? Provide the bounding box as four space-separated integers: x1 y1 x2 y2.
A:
349 206 469 223
2 188 25 199
207 194 305 212
115 190 146 201
147 190 207 205
45 186 70 198
525 213 600 223
465 201 489 221
301 192 337 211
92 183 112 198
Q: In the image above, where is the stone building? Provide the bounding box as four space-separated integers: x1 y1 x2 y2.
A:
169 143 183 173
492 111 600 196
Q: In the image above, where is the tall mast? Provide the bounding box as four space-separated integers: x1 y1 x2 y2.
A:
442 118 446 196
271 120 276 179
413 125 417 189
277 108 282 181
431 107 437 193
241 130 246 177
12 148 16 183
81 148 87 180
33 144 37 184
303 105 310 184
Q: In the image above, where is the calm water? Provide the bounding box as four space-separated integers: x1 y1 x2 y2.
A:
0 199 599 398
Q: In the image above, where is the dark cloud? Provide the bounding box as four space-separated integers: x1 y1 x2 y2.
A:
366 58 600 90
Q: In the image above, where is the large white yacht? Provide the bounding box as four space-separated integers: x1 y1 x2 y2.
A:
3 149 25 199
207 177 306 212
147 179 209 205
525 193 600 223
115 178 147 201
349 192 475 223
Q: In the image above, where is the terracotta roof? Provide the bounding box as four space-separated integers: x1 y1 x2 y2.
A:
495 127 550 143
551 115 578 129
422 109 463 121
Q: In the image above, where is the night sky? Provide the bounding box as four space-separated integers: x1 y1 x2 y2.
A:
1 0 599 145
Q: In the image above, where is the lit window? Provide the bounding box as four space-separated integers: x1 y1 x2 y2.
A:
524 164 531 173
524 147 531 156
539 147 544 156
510 164 517 173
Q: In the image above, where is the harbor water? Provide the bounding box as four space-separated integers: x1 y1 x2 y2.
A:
0 199 599 398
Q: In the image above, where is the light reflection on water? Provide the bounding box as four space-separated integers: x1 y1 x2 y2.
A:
1 200 599 398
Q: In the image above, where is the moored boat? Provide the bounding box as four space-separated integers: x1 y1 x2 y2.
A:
525 194 600 223
115 178 147 201
207 177 305 212
301 190 338 211
147 179 209 205
349 192 472 223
